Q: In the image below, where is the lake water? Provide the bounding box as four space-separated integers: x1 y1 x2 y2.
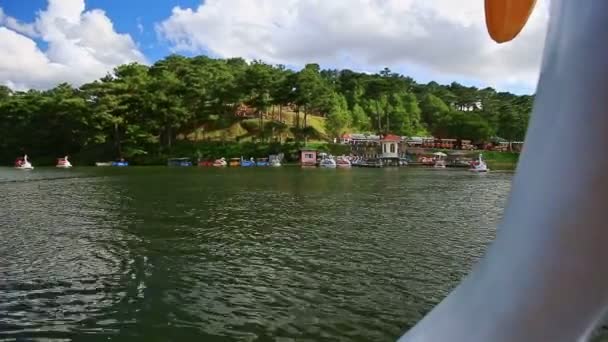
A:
0 166 512 341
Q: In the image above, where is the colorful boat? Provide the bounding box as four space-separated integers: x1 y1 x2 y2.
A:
56 156 72 168
469 154 490 173
111 160 129 167
167 158 192 167
213 158 227 167
240 157 256 167
198 160 215 167
14 155 34 170
95 162 112 167
336 156 352 168
256 158 270 167
319 154 337 168
229 158 241 167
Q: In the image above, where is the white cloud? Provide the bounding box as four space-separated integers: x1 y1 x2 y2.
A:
0 0 146 90
157 0 548 92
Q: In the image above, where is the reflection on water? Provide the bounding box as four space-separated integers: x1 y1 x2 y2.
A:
0 167 511 341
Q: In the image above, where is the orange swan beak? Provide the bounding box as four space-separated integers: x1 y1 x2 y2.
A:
485 0 538 43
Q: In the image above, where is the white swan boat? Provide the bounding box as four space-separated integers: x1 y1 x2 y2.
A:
270 159 281 167
469 154 489 173
14 155 34 170
56 156 73 168
213 157 227 167
319 154 337 168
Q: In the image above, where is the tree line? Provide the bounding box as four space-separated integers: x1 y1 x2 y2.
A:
0 55 532 161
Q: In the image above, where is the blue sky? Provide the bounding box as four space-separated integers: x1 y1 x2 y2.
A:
0 0 547 93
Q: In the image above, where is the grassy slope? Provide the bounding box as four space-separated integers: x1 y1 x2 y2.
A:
186 110 329 142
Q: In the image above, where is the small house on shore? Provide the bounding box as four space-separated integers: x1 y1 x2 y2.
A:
300 148 317 167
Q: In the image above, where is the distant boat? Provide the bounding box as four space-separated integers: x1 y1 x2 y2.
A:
336 156 352 168
256 158 270 167
213 158 227 167
229 158 241 167
269 154 282 167
14 155 34 170
95 162 112 167
319 154 337 168
240 157 256 167
111 160 129 167
167 158 192 167
469 153 490 173
433 152 447 169
198 160 214 167
56 156 72 168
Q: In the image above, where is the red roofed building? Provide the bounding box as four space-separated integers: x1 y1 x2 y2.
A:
380 134 402 160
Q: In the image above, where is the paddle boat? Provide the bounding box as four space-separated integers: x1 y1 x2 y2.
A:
95 162 112 167
213 158 227 167
56 156 72 168
336 156 352 168
240 157 256 167
229 158 241 167
14 155 34 170
469 153 489 173
269 154 282 167
256 158 270 167
433 152 447 169
167 158 192 167
318 153 337 168
111 159 129 167
198 160 214 167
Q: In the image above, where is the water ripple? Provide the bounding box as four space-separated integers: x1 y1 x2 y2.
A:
0 167 511 341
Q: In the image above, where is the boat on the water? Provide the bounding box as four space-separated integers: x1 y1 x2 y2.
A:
319 154 337 168
240 157 256 167
229 158 241 167
256 158 270 167
15 155 34 170
213 158 227 167
111 160 129 167
56 156 72 168
353 158 383 168
433 152 447 169
269 154 282 167
95 162 112 167
168 158 192 167
336 156 352 168
469 153 490 173
198 160 214 167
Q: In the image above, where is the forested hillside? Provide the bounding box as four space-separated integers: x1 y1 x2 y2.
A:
0 55 532 162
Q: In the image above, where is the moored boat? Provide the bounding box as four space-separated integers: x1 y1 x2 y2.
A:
56 156 72 168
256 158 270 167
14 155 34 170
269 154 282 167
95 162 112 167
213 158 227 167
229 158 241 167
433 152 447 169
336 156 352 168
167 158 192 167
111 159 129 167
240 157 256 167
469 153 490 173
319 154 337 168
198 160 215 167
